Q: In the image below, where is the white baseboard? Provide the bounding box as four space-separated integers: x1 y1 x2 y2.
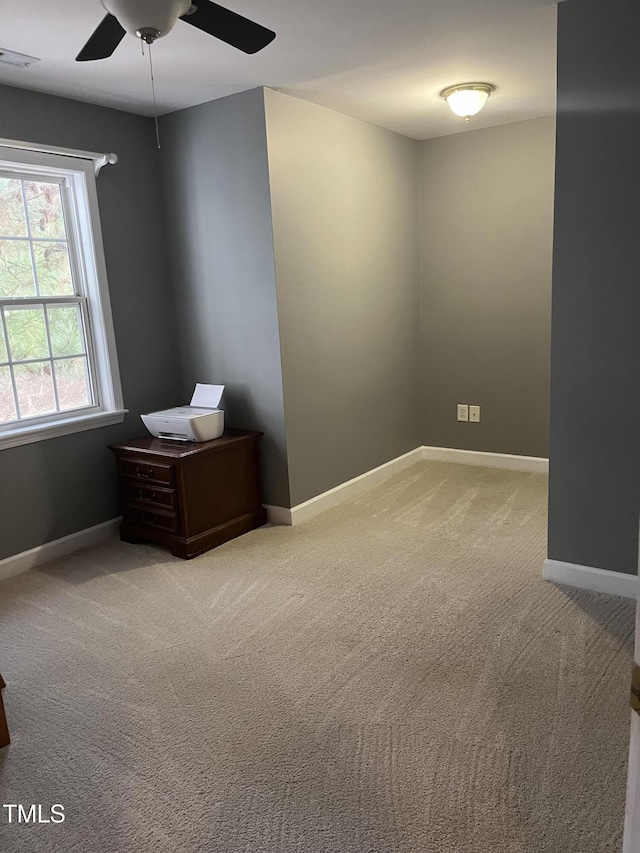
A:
265 447 424 526
0 518 121 583
266 445 549 526
543 558 638 600
422 446 549 474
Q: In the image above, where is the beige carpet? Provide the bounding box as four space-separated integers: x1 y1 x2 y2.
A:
0 461 634 853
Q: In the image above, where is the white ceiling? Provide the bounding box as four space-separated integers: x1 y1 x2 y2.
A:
0 0 558 140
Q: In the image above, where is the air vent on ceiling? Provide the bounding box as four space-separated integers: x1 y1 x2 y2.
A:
0 48 41 68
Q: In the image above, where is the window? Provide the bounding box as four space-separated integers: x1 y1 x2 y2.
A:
0 147 125 449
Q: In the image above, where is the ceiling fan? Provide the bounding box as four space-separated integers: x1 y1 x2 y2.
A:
76 0 276 61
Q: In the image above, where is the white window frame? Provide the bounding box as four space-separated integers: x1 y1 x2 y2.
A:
0 147 126 450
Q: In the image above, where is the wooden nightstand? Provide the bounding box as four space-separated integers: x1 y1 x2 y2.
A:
109 430 267 559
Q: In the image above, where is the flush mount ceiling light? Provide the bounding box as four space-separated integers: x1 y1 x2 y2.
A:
441 83 496 123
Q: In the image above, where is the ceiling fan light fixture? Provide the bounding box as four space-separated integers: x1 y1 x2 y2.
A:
441 83 495 121
101 0 191 41
77 0 276 62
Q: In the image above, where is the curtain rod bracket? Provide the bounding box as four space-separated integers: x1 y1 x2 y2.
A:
94 153 118 176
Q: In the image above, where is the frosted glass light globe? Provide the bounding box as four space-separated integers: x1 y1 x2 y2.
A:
441 84 495 119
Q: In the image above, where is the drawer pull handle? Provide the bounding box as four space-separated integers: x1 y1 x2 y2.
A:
139 490 157 502
136 466 154 479
143 513 158 525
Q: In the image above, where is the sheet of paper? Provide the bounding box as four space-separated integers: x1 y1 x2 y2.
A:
190 383 224 409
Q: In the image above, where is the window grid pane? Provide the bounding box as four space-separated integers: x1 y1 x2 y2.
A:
0 365 17 423
32 241 74 296
5 305 49 361
19 178 41 298
54 356 92 411
0 297 94 420
0 238 37 297
0 178 27 237
46 304 86 358
14 361 56 418
25 181 66 240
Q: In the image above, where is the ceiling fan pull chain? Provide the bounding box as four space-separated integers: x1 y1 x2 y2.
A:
147 42 161 149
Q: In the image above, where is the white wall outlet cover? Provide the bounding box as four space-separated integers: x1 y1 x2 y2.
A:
457 404 469 422
469 405 480 422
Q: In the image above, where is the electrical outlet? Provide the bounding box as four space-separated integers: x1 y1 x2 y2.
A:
457 404 469 422
469 405 480 423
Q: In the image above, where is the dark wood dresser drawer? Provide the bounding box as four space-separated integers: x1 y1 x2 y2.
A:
127 507 178 533
123 482 176 511
119 458 174 486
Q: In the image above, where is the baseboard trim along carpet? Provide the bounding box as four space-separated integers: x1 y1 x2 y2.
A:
543 558 638 600
1 446 551 577
422 446 549 474
0 518 121 582
264 447 425 526
265 446 549 526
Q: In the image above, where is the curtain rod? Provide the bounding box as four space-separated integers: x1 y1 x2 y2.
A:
0 139 118 176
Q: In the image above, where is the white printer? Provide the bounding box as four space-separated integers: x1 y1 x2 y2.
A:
141 384 225 442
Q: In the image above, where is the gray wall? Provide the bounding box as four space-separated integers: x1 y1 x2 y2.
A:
264 89 421 506
159 88 290 507
0 85 182 561
419 117 555 457
548 0 640 575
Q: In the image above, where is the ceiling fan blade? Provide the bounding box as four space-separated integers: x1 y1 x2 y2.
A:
182 2 276 55
76 14 126 62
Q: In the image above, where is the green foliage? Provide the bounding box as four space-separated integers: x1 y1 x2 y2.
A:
3 305 84 362
0 177 72 299
48 306 83 356
33 242 73 296
0 240 35 297
5 307 49 361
